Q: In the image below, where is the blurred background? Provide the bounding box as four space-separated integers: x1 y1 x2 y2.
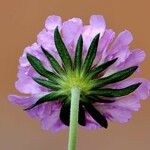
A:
0 0 150 149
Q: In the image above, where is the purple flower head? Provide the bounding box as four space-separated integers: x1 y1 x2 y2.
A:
9 15 150 132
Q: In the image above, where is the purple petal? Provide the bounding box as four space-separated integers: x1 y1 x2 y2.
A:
98 29 115 53
8 95 36 107
118 49 146 69
40 107 66 132
110 30 133 51
104 30 133 66
95 29 115 65
9 95 65 132
27 101 61 119
15 76 43 94
45 15 62 31
61 18 83 49
113 95 141 111
19 43 42 67
82 15 106 52
15 66 49 94
17 41 56 94
90 15 106 35
103 49 146 76
99 104 132 123
37 29 62 64
37 29 56 52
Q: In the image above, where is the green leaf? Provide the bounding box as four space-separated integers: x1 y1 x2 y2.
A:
33 77 60 90
94 66 138 87
87 95 115 103
91 83 141 97
24 92 62 110
83 102 108 128
41 47 64 74
60 102 70 126
54 27 72 70
88 58 118 79
82 33 100 74
78 103 86 126
74 35 83 72
59 102 86 126
27 53 59 81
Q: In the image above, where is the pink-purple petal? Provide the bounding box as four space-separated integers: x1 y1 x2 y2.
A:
40 108 66 132
100 104 132 123
61 18 83 48
9 95 65 131
8 95 36 107
45 15 62 31
82 15 106 52
90 15 106 36
95 29 115 65
111 30 133 51
37 29 56 52
19 43 42 67
120 49 146 69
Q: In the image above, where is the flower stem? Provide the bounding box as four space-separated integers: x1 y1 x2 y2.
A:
68 86 80 150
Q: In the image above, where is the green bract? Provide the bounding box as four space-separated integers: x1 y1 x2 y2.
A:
25 27 141 128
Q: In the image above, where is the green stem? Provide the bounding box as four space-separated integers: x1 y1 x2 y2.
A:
68 86 80 150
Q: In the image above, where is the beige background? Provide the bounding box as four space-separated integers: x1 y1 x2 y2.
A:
0 0 150 150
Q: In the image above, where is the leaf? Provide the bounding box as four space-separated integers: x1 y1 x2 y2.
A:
27 53 59 81
87 96 115 103
88 58 118 79
78 104 86 126
60 102 70 126
94 66 138 87
33 77 60 90
60 102 86 126
74 35 83 72
41 47 64 74
24 92 61 110
91 83 141 97
82 34 100 74
54 27 72 70
84 102 108 128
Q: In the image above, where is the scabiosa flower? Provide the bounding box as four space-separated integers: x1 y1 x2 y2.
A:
9 15 150 149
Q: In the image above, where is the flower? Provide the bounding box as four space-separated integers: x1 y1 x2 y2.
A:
8 15 150 132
